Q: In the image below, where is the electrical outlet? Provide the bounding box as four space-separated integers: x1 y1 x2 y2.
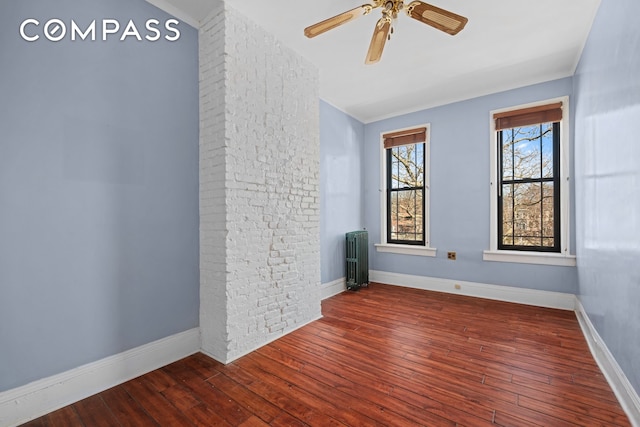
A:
454 284 461 290
447 251 457 260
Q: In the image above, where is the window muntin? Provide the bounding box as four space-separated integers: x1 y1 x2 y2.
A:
498 122 560 252
387 141 425 245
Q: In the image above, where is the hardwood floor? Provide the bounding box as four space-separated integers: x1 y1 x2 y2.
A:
22 283 630 426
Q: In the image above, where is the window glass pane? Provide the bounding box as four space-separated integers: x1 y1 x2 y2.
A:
512 125 542 180
501 180 559 249
398 146 409 187
390 191 399 240
416 190 423 218
541 238 554 247
513 182 542 246
391 148 400 189
391 144 424 189
392 189 422 242
501 184 514 246
541 123 554 178
502 130 514 180
416 143 424 187
415 190 424 241
542 182 555 246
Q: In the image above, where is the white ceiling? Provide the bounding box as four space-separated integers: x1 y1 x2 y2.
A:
148 0 601 123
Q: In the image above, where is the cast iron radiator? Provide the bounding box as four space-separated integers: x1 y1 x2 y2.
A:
345 230 368 291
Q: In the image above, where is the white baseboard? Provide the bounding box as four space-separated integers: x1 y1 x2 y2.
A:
321 277 346 300
575 300 640 427
369 270 576 310
0 328 200 427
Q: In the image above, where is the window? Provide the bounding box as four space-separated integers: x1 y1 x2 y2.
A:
375 125 435 257
498 121 560 251
387 139 425 245
484 98 575 266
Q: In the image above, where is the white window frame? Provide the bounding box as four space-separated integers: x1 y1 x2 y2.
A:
375 123 436 257
483 96 576 267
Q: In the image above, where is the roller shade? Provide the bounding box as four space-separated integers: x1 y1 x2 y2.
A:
383 127 426 149
494 102 563 131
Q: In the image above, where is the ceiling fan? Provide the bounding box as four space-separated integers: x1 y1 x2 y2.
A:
304 1 468 64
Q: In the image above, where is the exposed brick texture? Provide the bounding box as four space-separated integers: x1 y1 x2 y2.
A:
199 4 321 363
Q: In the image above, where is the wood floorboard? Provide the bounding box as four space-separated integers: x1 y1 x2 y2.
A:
98 386 160 427
46 406 84 427
252 347 459 427
206 370 282 424
72 394 120 427
122 377 194 426
20 283 631 426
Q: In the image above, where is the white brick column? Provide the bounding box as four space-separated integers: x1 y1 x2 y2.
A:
199 4 321 363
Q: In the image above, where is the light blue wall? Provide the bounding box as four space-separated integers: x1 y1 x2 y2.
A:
573 0 640 394
363 78 578 293
0 0 199 392
320 101 365 283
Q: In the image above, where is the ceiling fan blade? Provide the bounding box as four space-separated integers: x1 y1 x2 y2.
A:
405 1 468 35
304 4 374 38
365 18 391 65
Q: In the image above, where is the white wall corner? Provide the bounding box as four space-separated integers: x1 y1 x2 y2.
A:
574 300 640 427
0 328 200 427
369 270 576 310
321 277 346 300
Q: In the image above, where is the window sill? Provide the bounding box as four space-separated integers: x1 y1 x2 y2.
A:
375 244 437 257
483 250 576 267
